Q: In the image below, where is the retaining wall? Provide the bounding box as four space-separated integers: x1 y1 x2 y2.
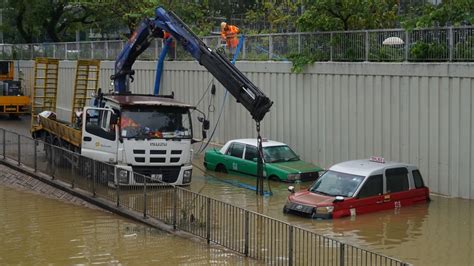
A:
16 60 474 199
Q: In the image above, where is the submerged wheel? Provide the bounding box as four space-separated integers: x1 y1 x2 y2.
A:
215 164 227 173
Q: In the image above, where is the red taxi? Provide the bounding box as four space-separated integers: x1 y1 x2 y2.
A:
283 157 430 219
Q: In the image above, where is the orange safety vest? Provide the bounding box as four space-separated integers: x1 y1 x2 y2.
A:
163 31 175 48
221 25 240 48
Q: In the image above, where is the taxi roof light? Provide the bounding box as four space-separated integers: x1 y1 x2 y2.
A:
369 156 385 163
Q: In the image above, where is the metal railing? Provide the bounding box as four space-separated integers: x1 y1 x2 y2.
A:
0 26 472 62
0 127 409 266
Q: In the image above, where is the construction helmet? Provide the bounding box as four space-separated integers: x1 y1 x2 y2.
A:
221 22 227 29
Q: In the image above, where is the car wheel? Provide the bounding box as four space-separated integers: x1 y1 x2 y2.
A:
311 209 317 219
283 206 290 214
215 164 227 173
269 175 281 181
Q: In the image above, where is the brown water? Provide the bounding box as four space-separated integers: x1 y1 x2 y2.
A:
191 169 474 266
0 185 258 265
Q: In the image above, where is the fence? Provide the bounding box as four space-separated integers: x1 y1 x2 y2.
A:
0 128 408 266
0 26 472 62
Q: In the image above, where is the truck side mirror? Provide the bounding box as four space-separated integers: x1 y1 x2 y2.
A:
203 119 210 130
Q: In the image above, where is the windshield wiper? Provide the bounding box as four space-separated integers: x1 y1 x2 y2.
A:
312 190 334 197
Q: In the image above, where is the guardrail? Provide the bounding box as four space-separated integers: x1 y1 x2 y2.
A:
0 26 472 62
0 127 409 266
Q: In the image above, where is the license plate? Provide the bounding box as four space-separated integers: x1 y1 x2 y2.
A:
150 174 163 181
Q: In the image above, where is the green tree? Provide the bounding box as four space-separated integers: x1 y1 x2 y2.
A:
5 0 96 42
245 1 301 33
297 0 398 31
401 0 474 29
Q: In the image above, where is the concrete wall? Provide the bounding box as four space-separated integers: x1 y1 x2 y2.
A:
17 60 474 199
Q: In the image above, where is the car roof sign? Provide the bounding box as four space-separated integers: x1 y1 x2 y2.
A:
369 156 385 163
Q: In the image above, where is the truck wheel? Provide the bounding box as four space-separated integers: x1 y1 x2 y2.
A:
215 164 227 173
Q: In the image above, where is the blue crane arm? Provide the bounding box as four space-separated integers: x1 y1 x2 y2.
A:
111 7 272 122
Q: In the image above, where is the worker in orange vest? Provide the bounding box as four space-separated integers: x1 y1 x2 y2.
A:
220 22 240 58
163 31 176 60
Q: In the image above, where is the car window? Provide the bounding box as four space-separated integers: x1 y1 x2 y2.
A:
412 170 425 188
227 142 244 158
357 175 383 198
244 145 257 161
386 167 409 193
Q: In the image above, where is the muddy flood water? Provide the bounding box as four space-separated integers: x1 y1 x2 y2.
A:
0 185 257 265
2 117 474 265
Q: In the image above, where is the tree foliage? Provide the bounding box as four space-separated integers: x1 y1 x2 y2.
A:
400 0 474 29
245 1 301 33
297 0 399 31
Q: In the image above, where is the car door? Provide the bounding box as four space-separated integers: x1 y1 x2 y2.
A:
81 107 118 163
385 167 411 209
352 174 385 215
240 144 258 176
223 142 245 173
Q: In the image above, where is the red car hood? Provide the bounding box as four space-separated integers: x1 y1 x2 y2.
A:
289 190 335 206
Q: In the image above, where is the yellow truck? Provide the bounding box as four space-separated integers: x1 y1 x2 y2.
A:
0 60 30 117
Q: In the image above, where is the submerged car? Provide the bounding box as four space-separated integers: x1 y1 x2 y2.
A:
204 139 323 182
283 157 430 219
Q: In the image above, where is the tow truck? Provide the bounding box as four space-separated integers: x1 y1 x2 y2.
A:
32 7 272 186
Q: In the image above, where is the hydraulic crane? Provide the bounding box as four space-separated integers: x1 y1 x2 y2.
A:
111 7 273 122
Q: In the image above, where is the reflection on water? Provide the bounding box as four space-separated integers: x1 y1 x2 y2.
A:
0 185 258 265
195 169 474 266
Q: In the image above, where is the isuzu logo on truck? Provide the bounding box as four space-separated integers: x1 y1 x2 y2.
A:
150 143 167 146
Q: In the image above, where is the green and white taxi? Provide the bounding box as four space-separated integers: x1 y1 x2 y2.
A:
204 139 323 182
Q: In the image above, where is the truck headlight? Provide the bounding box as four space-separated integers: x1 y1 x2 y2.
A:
287 173 300 181
316 206 334 214
183 169 192 183
118 169 129 184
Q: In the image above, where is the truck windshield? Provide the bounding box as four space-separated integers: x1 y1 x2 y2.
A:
120 106 192 139
263 145 299 163
309 170 364 197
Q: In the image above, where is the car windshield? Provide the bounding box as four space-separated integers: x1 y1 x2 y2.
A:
309 170 364 197
120 106 192 139
263 145 299 163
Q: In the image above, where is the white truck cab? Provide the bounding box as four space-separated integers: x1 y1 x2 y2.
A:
82 94 207 186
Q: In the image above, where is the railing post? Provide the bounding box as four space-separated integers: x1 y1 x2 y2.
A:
17 134 20 166
339 243 345 266
65 43 68 60
448 27 453 61
143 175 147 218
173 186 177 230
51 145 55 179
2 129 5 159
92 160 96 197
288 225 294 266
105 41 109 60
91 42 94 59
268 34 273 60
53 44 56 58
34 139 37 172
155 39 159 60
206 197 211 244
242 36 247 60
71 152 75 189
298 33 301 54
405 30 409 62
330 32 333 61
365 30 369 62
244 210 249 256
116 167 120 207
